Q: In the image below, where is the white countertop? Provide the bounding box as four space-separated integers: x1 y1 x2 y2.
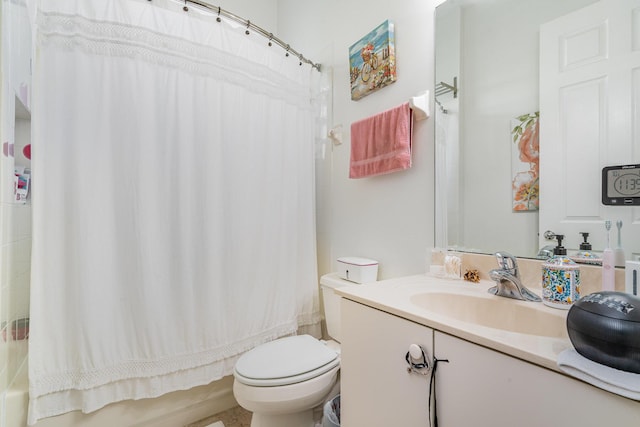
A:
334 273 573 372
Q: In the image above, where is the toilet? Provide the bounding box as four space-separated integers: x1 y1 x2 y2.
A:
232 273 348 427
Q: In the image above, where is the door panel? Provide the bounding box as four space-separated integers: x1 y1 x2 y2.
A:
540 0 640 259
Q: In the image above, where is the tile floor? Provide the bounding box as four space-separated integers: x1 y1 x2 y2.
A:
186 406 252 427
186 405 330 427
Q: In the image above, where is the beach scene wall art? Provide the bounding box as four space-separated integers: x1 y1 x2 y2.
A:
349 20 397 101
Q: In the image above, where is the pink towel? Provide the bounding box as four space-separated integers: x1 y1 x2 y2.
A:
349 102 412 179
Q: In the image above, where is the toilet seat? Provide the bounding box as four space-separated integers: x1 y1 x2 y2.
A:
234 335 340 387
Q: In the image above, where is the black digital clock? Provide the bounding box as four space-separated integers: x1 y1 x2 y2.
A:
602 164 640 205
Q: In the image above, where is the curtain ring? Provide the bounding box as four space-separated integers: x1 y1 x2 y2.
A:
183 0 188 12
285 45 290 57
245 21 250 35
268 33 273 47
216 6 221 22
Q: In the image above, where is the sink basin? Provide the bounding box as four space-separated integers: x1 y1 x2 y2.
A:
410 292 568 338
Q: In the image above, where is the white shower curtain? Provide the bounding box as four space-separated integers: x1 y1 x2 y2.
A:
28 0 320 423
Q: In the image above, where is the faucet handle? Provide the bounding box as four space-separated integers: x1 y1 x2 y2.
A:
494 252 518 275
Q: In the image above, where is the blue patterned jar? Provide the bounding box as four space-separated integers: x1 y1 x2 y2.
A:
542 256 580 309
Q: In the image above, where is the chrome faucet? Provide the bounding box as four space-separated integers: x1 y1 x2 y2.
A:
488 252 541 302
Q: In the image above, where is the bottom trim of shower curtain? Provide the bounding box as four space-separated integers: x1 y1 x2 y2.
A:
297 310 322 327
27 322 302 425
296 311 323 338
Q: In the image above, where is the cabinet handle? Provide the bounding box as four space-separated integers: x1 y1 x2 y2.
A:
405 343 430 375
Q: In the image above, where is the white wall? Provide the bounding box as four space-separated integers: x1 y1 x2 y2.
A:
278 0 437 280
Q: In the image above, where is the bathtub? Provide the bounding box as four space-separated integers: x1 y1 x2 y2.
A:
2 365 238 427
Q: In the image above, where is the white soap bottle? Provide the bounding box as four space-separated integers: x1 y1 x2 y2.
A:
602 220 615 291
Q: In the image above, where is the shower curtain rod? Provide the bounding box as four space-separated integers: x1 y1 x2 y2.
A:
153 0 321 71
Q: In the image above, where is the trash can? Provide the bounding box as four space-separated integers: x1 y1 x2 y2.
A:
323 394 340 427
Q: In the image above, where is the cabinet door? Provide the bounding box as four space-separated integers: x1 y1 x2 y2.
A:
341 299 433 427
435 331 640 426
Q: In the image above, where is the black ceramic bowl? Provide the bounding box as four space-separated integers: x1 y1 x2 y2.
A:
567 291 640 373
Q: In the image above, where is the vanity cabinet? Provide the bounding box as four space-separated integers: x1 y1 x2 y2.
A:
340 299 434 426
341 298 640 427
435 331 639 426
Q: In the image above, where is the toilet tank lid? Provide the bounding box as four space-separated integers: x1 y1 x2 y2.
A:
337 257 378 266
234 335 338 381
320 273 353 289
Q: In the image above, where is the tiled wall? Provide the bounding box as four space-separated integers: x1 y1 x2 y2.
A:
0 110 32 401
0 201 31 392
0 0 33 409
0 105 32 400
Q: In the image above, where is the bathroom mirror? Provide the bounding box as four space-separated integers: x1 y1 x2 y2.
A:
434 0 599 258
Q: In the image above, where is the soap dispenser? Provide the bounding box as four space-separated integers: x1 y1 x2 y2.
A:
578 232 592 252
542 234 580 309
572 232 601 264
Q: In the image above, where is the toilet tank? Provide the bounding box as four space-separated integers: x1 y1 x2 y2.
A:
320 273 352 342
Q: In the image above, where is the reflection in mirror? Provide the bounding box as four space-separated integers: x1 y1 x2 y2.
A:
434 0 597 258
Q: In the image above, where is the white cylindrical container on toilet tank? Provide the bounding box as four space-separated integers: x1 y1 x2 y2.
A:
336 257 379 283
